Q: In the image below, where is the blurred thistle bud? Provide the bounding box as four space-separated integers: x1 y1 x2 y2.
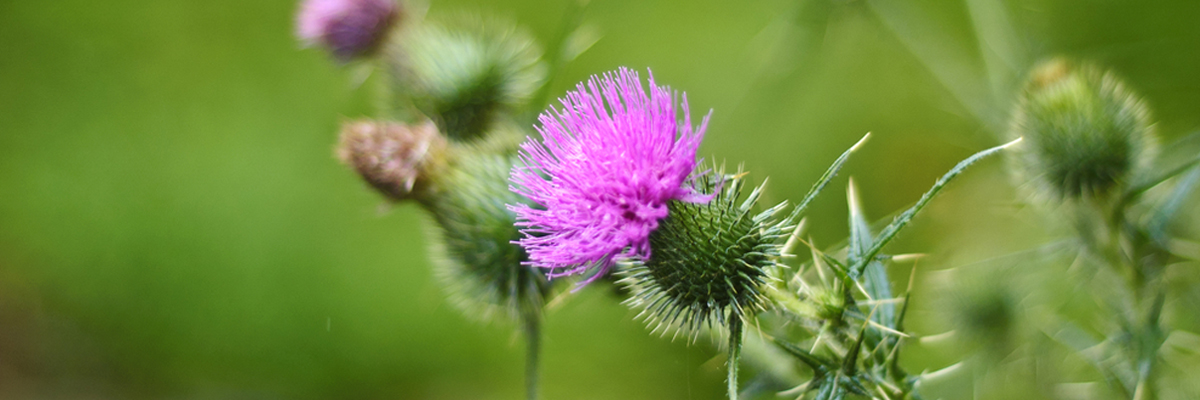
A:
336 119 446 202
296 0 400 62
618 171 791 338
424 145 550 321
1009 58 1156 201
944 267 1020 360
393 18 546 141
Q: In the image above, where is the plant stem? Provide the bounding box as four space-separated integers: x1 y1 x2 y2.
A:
1111 202 1166 400
522 309 541 400
727 318 744 400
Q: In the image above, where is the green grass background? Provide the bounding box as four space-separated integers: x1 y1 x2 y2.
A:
2 0 1199 399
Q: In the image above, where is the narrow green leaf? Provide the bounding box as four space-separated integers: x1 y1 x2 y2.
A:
842 315 872 376
790 133 870 221
847 180 894 327
772 337 835 372
1149 166 1200 244
1124 153 1200 204
849 138 1020 277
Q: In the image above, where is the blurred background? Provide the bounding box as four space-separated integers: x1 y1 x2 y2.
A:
2 0 1199 399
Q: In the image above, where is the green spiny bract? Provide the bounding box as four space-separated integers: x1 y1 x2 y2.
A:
391 17 546 142
1010 58 1156 202
422 142 550 321
619 170 792 339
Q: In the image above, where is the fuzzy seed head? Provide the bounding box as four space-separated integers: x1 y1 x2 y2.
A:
337 120 445 201
509 67 713 285
1010 58 1156 200
296 0 399 62
618 171 791 337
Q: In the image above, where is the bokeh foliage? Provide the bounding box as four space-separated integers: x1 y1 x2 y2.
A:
2 0 1199 399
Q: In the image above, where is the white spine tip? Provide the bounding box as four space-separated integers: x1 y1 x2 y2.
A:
850 132 872 152
1001 137 1024 148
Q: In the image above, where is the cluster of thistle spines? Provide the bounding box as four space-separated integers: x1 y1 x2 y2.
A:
1011 59 1155 201
773 232 917 399
750 133 1022 400
619 166 793 340
424 148 550 320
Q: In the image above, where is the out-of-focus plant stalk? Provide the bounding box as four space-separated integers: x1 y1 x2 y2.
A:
522 307 541 400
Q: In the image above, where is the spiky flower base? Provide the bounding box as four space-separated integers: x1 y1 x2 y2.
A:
619 171 791 339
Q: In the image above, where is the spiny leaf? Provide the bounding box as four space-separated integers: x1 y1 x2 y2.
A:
1149 166 1200 244
847 180 895 328
850 138 1020 278
772 337 835 372
790 132 870 221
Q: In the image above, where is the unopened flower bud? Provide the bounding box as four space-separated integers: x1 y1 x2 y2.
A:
336 120 445 201
395 19 546 141
296 0 399 62
425 148 550 321
1010 58 1156 200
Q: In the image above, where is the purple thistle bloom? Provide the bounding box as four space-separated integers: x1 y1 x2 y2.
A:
509 67 713 284
296 0 398 62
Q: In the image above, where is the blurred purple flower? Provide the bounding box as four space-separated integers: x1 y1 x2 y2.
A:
509 67 713 284
296 0 398 61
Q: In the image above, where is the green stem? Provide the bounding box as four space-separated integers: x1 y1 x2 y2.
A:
523 310 541 400
727 318 744 400
1131 279 1164 400
1107 200 1166 400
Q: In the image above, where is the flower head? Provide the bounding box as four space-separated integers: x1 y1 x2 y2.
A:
1010 58 1156 200
296 0 398 62
398 19 546 141
509 67 712 284
336 119 445 201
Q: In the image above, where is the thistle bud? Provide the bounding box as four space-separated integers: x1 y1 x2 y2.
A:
944 267 1020 360
394 19 546 141
423 146 550 321
296 0 400 62
336 119 446 202
619 171 792 337
1009 58 1156 201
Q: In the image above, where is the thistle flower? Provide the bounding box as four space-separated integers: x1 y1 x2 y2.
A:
508 67 712 284
1010 58 1156 201
336 119 445 201
296 0 399 62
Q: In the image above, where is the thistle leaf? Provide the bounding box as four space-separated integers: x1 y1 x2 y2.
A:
791 132 870 220
847 180 895 328
1148 165 1200 244
850 138 1020 278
